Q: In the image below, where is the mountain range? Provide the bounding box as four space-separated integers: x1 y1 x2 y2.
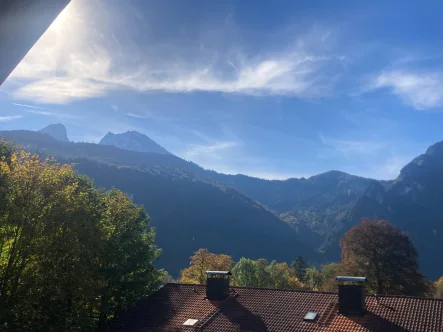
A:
1 124 442 279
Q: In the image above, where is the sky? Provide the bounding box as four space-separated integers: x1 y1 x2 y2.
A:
1 0 443 180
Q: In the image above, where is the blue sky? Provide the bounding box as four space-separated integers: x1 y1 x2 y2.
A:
1 0 443 179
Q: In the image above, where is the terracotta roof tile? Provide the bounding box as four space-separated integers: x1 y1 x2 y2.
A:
111 284 443 332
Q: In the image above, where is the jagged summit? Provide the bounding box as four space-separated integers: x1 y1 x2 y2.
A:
38 123 69 142
99 131 170 154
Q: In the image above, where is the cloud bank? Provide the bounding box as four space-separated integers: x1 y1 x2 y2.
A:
5 1 343 104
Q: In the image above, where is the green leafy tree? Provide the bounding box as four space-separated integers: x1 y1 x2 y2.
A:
232 258 303 290
305 267 323 291
0 150 165 330
340 219 432 296
266 261 293 289
320 263 342 292
97 190 165 329
291 256 307 282
255 258 272 288
0 152 92 330
232 257 259 287
0 140 15 163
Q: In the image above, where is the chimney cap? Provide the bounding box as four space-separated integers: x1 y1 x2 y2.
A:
206 271 232 276
336 276 367 283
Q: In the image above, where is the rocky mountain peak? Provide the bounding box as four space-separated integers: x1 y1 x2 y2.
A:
99 131 170 154
38 123 69 142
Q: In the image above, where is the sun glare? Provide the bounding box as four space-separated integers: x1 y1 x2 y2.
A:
50 5 70 36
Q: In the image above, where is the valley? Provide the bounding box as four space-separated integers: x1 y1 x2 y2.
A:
1 125 442 278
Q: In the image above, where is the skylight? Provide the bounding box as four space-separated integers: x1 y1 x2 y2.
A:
183 319 198 326
303 312 318 322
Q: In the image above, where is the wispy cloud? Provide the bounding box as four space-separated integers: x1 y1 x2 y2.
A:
127 112 149 119
12 77 109 104
5 1 343 104
183 141 239 161
24 110 53 116
14 106 83 119
366 70 443 110
12 103 46 110
0 115 23 122
12 102 52 115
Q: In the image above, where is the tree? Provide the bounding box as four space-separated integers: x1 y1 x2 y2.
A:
0 140 15 163
255 258 272 288
0 150 165 330
320 263 342 292
232 258 303 290
340 219 431 296
291 256 307 282
305 267 323 291
287 275 304 290
179 249 232 284
162 274 176 284
266 261 293 289
232 257 259 287
97 190 165 329
0 152 92 330
435 277 443 299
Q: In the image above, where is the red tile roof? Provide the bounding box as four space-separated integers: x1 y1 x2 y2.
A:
111 284 443 332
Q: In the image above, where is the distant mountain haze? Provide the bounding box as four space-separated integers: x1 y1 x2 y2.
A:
99 131 171 154
1 126 443 278
38 123 69 142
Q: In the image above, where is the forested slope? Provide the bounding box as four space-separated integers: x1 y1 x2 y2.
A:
0 131 314 275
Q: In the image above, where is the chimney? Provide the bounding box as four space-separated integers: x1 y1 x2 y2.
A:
205 271 232 301
336 276 367 316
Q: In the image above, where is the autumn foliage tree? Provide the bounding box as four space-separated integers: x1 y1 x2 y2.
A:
435 277 443 298
180 252 306 290
0 146 165 330
179 249 233 284
340 219 431 296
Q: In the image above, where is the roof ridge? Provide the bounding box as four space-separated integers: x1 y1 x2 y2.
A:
165 283 337 295
367 294 443 301
164 283 443 301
